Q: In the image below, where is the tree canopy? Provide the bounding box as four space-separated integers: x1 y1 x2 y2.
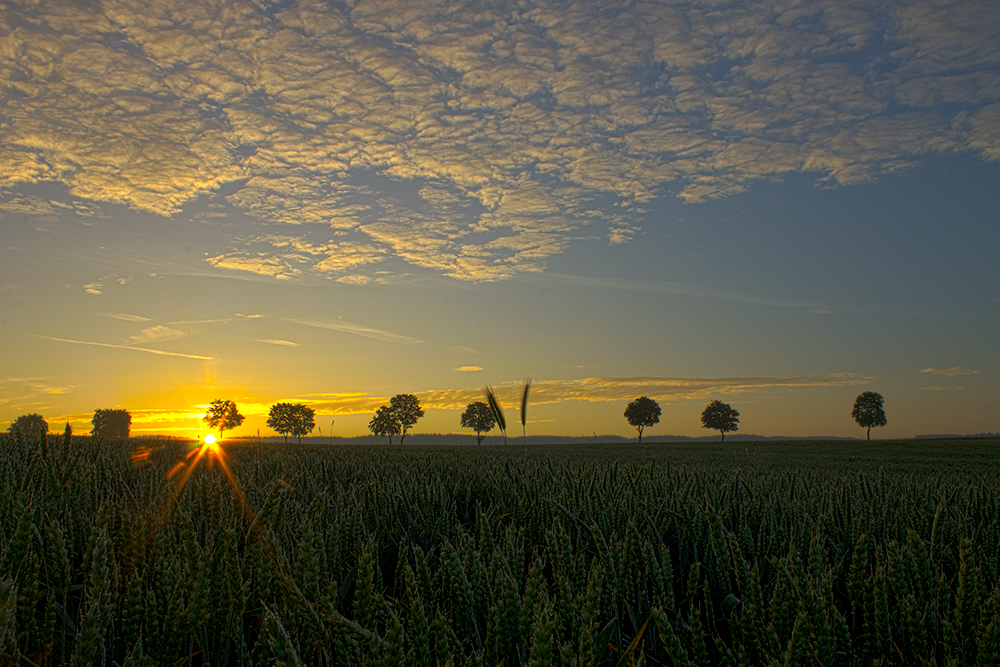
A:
389 393 424 445
852 391 887 440
701 400 739 441
460 401 496 445
92 408 131 440
203 399 245 438
624 396 661 443
268 403 316 444
369 405 401 444
8 413 47 439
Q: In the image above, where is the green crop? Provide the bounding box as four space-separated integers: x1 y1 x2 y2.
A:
1 433 999 665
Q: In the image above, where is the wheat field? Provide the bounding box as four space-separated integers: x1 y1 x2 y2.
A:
2 430 999 666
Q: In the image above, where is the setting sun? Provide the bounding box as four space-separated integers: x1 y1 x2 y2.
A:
204 433 217 446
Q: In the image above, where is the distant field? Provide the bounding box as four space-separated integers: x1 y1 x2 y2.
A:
289 436 1000 475
2 433 999 665
553 437 1000 471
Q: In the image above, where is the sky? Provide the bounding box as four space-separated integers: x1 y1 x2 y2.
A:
1 0 998 441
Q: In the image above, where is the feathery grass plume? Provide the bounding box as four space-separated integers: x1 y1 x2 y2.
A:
520 377 532 455
482 385 507 449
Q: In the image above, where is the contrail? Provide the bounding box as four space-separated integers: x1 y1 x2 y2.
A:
33 335 214 360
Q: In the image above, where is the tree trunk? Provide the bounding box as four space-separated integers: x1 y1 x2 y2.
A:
867 426 871 441
638 426 643 444
721 432 725 442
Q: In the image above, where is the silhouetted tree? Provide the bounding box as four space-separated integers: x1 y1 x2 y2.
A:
701 400 739 441
389 393 424 445
9 413 47 439
268 403 316 444
268 403 294 443
91 408 131 440
624 396 661 443
852 391 886 440
288 404 315 444
203 399 245 439
369 405 401 444
461 401 496 445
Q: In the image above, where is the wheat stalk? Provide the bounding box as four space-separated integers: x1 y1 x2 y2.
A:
520 377 532 456
482 385 507 450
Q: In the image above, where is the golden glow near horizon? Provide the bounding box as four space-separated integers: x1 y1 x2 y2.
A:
1 0 998 440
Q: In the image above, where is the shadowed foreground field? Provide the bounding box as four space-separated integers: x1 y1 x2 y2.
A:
2 432 999 666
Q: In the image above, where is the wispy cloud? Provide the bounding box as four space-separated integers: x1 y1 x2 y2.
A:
127 325 185 345
102 312 153 322
541 273 829 310
413 373 871 411
0 377 75 406
287 318 423 345
33 335 213 360
922 385 965 391
454 366 483 372
920 366 980 377
259 339 299 347
171 314 264 325
2 0 996 281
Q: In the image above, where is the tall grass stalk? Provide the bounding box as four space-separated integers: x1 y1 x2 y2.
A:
482 385 507 450
520 377 532 456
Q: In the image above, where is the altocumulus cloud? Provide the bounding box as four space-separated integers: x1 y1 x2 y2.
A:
2 0 999 281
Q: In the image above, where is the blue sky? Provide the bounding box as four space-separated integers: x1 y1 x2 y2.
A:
1 0 997 439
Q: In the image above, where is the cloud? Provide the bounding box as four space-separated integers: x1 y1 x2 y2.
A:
337 274 372 285
922 385 965 391
102 312 153 322
82 274 132 295
259 339 299 347
541 272 830 310
287 317 422 345
33 335 213 360
287 393 387 416
412 373 871 411
172 314 264 325
127 325 185 345
454 366 483 372
0 195 61 217
0 376 75 406
920 366 980 377
3 0 1000 280
207 236 385 280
